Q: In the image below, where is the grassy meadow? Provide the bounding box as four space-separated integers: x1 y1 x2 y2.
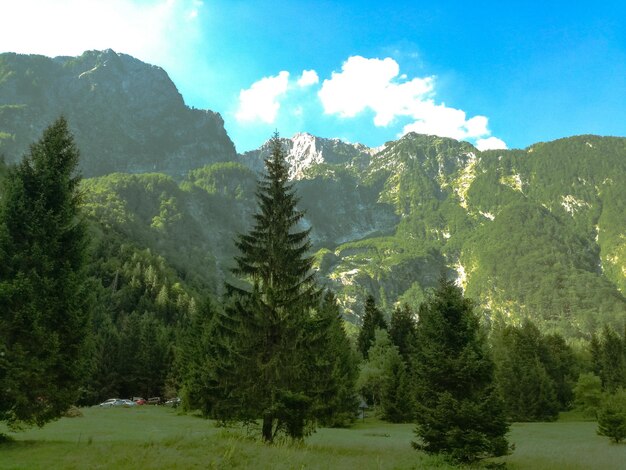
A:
1 407 624 469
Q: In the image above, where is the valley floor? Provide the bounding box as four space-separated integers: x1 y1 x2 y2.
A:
0 407 623 469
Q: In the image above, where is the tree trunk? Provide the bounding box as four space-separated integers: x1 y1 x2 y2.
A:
262 414 273 443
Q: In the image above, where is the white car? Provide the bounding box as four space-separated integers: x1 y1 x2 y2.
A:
99 398 125 407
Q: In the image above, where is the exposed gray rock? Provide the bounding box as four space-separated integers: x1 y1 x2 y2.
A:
239 132 376 179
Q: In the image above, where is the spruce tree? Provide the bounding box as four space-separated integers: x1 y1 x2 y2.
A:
357 328 397 408
0 117 90 429
357 295 387 359
542 332 577 409
413 277 509 463
600 325 625 393
217 132 320 441
381 345 414 423
178 296 222 417
493 320 560 421
310 291 359 427
389 303 417 361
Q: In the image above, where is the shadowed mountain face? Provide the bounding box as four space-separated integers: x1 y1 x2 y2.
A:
1 51 624 338
0 49 236 177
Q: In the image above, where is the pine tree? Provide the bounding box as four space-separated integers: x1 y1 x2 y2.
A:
178 296 222 417
309 291 359 427
413 277 509 463
493 320 560 421
589 333 603 377
600 325 625 393
381 346 414 423
0 117 90 429
357 328 397 408
357 295 387 359
216 132 321 441
389 303 417 361
542 332 577 409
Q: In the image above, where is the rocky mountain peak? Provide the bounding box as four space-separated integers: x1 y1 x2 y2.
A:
240 132 376 179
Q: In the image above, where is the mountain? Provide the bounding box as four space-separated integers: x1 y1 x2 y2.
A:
0 50 236 176
314 133 626 336
0 51 624 338
239 132 377 179
76 131 626 338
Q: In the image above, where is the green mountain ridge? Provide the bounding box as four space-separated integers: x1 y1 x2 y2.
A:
1 51 624 339
0 50 236 176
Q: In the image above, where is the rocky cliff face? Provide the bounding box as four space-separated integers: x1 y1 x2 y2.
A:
239 132 377 179
236 132 397 247
0 50 236 176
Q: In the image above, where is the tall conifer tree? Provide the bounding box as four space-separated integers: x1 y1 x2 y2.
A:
492 320 561 421
309 291 359 427
357 295 387 359
413 278 509 463
0 117 90 429
389 303 417 361
218 132 321 441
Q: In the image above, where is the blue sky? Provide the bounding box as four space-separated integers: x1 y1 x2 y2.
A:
2 1 626 152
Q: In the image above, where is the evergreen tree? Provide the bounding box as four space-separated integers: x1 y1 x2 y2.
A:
357 307 415 423
215 133 321 442
573 372 602 418
357 295 387 359
597 389 626 444
84 306 121 403
0 117 90 429
357 329 397 408
599 325 625 393
542 332 577 409
116 312 143 397
178 296 221 417
493 320 560 421
389 303 417 362
309 291 359 427
413 278 509 463
381 346 414 423
589 333 603 377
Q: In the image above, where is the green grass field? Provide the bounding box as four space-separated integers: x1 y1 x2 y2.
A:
0 407 624 469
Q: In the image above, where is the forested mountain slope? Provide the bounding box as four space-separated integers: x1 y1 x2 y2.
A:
0 51 624 339
316 133 626 336
0 50 236 176
76 132 626 338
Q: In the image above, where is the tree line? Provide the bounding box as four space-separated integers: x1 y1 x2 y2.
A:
1 119 625 461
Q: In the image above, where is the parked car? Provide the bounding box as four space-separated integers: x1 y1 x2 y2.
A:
147 397 161 405
99 398 125 407
133 397 146 405
164 397 181 408
121 399 137 407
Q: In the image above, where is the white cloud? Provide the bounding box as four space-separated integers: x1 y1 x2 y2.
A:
236 71 290 123
475 137 508 151
319 55 506 147
401 104 490 140
297 70 319 87
0 0 202 67
319 56 434 126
